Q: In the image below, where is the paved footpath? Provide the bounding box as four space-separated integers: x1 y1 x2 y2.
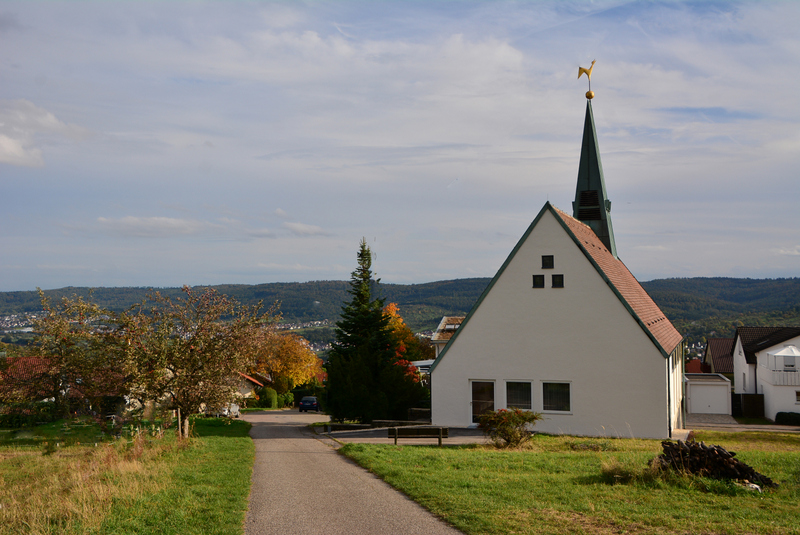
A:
243 410 463 535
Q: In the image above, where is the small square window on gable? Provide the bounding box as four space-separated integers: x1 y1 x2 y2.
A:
541 255 554 269
532 274 545 288
552 274 564 288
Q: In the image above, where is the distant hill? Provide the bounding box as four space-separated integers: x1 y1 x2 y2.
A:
640 277 800 320
2 277 799 340
0 279 492 333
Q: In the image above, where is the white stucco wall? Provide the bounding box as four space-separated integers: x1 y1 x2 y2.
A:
755 335 800 420
732 338 755 394
431 209 677 439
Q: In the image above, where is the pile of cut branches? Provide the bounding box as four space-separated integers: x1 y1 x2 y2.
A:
651 440 778 488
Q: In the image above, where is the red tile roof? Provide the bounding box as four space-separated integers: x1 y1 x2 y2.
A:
704 338 734 374
552 206 683 356
431 316 465 343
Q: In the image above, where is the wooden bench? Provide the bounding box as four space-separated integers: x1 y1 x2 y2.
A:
388 427 449 446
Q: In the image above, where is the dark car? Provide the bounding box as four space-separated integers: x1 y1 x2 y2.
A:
299 396 320 412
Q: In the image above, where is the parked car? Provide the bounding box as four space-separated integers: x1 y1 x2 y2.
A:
299 396 320 412
207 403 240 418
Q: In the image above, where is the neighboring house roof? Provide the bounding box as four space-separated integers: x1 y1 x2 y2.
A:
685 359 705 373
704 338 734 374
238 372 264 388
1 355 51 381
430 203 682 374
735 326 800 365
431 316 465 344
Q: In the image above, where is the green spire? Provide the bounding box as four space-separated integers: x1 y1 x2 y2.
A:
572 100 617 257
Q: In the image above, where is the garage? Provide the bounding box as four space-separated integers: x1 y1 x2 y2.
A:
685 373 731 415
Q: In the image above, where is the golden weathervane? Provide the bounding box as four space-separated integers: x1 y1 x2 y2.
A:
578 59 595 99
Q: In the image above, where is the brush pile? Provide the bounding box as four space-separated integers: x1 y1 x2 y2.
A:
651 440 778 488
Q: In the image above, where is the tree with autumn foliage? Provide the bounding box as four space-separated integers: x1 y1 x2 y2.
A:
246 329 324 394
383 302 435 364
118 286 275 437
5 291 125 418
325 239 428 423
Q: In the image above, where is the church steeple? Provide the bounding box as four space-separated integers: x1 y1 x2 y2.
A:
572 100 617 257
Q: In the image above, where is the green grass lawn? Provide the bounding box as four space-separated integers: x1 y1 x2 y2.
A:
340 431 800 535
0 417 254 535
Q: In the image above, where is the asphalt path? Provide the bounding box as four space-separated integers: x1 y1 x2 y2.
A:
243 410 463 535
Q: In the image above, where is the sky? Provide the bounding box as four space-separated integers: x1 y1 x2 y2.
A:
1 1 799 292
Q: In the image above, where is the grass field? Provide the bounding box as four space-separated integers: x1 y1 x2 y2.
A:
0 417 254 535
340 431 800 535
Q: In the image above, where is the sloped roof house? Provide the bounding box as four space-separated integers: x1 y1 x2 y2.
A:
430 96 685 439
732 326 800 420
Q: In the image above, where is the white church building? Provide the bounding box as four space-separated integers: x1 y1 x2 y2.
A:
430 97 685 439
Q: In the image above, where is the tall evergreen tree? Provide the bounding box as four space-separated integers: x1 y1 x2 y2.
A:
325 239 427 422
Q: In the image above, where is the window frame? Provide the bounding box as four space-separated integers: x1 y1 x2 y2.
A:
542 381 571 413
505 381 533 411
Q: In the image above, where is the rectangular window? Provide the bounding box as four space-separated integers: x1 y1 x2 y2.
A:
506 382 532 410
796 391 800 404
552 274 564 288
532 274 545 288
543 382 570 412
541 255 554 269
471 381 495 424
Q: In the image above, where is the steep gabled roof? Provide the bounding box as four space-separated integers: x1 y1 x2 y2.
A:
704 338 734 374
735 326 800 364
551 205 682 356
430 203 682 373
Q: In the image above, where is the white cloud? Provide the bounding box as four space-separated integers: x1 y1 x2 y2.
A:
0 100 88 167
775 246 800 257
282 222 332 237
96 216 216 238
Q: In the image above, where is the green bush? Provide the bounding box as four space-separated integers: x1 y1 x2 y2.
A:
0 401 57 428
280 392 294 408
263 387 278 409
775 412 800 426
254 387 278 409
478 408 542 448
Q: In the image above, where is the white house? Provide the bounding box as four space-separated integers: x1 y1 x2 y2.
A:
732 326 800 420
429 98 685 439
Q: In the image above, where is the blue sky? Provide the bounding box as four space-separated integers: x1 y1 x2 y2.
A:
1 1 798 291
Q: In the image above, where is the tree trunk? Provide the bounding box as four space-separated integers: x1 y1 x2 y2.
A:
182 416 190 438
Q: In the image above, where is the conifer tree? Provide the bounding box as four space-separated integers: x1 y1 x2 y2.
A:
325 239 426 422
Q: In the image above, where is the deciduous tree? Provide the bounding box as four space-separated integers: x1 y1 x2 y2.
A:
247 329 324 394
8 291 124 417
119 286 273 437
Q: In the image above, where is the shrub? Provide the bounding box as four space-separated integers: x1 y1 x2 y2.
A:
478 408 542 448
281 392 294 408
0 401 58 428
775 412 800 426
255 387 278 409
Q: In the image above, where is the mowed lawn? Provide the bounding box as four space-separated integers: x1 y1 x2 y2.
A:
0 418 254 535
340 431 800 535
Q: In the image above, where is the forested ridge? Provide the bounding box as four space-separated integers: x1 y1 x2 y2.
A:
2 277 799 341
